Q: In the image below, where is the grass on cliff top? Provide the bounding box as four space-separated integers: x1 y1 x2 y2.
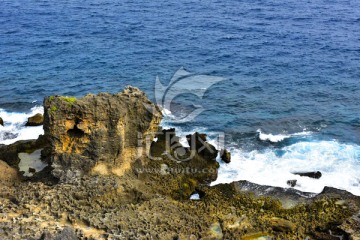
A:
60 96 77 104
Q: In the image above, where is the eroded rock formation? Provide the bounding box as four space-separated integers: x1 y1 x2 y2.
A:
43 86 162 182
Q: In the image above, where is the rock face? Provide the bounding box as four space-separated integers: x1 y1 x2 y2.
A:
0 117 3 126
43 87 162 182
25 113 44 126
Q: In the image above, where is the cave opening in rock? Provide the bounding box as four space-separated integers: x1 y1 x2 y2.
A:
67 125 84 138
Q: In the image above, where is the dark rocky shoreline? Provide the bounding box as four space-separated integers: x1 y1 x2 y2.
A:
0 87 359 239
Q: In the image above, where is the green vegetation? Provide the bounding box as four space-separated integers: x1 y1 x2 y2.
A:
60 96 77 104
49 96 54 101
51 105 57 112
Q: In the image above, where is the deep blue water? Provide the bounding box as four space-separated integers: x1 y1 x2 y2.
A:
1 0 359 194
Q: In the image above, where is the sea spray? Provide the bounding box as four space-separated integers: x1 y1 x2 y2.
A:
211 139 360 196
0 106 44 145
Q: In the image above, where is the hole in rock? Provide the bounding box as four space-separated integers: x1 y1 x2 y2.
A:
190 190 206 200
18 149 48 177
67 125 84 138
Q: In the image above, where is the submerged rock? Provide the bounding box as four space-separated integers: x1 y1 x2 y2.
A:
220 149 231 163
43 87 162 182
293 171 322 179
25 113 44 126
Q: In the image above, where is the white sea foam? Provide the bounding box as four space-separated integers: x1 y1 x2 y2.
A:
161 107 173 117
0 106 44 145
212 140 360 196
160 114 360 196
257 129 312 143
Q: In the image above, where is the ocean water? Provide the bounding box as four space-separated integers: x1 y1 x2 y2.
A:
0 0 359 195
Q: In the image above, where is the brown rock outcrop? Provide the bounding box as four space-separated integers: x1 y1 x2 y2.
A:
43 86 162 182
25 113 44 126
0 117 3 126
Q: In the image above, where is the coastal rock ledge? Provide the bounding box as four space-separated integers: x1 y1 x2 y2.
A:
43 86 162 182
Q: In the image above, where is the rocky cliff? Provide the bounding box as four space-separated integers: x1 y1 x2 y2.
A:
43 86 162 182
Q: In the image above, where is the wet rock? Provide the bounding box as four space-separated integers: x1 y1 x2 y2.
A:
0 117 3 126
220 149 231 163
268 217 296 232
287 180 297 187
232 180 315 201
43 87 162 182
28 167 36 173
318 186 358 199
293 171 322 179
25 113 44 126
